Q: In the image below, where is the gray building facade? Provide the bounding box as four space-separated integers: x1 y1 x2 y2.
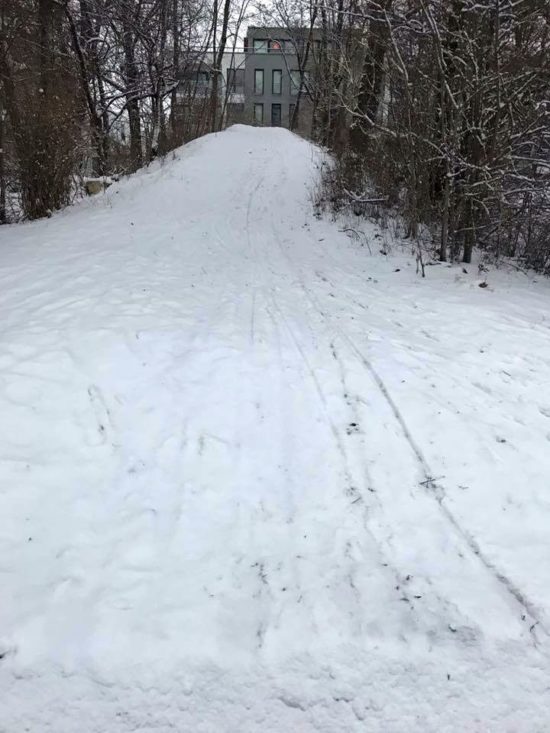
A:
243 27 318 131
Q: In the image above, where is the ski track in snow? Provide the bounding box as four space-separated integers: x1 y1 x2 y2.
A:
275 208 546 637
1 126 550 731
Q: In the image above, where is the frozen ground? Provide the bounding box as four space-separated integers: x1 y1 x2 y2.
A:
1 125 550 732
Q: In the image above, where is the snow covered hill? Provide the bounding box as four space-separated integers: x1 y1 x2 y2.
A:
1 125 550 732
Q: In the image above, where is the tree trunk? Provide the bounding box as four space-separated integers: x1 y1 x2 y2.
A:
349 0 393 155
149 0 168 159
170 0 181 141
463 232 474 263
121 8 143 171
440 175 450 261
290 12 318 132
211 0 231 132
0 93 6 224
66 4 106 175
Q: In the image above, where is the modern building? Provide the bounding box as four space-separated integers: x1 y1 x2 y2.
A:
174 28 320 138
174 51 246 138
243 27 319 132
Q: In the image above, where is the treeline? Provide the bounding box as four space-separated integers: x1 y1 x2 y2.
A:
310 0 550 269
0 0 238 221
1 0 549 273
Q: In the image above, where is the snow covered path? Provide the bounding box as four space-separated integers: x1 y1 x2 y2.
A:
1 126 550 731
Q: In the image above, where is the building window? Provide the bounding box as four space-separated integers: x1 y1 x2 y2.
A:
253 39 268 53
272 69 282 95
285 39 297 54
196 71 209 89
227 68 244 93
227 68 235 91
254 103 264 125
290 70 301 95
254 69 264 95
269 39 284 52
271 103 281 126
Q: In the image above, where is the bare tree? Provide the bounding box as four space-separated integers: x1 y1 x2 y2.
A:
0 0 81 219
318 0 550 270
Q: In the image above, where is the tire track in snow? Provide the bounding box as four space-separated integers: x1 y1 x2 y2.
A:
277 232 548 639
326 339 441 621
267 293 355 486
261 158 478 634
335 327 548 637
245 174 267 348
264 144 546 635
207 165 313 652
265 293 418 636
276 302 479 634
257 174 437 635
243 164 404 636
324 337 482 631
252 147 542 643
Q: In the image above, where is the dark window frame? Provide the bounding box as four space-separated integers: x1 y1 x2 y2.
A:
271 103 282 126
252 39 268 54
227 68 244 92
272 69 282 95
254 102 264 125
269 39 285 52
254 68 264 95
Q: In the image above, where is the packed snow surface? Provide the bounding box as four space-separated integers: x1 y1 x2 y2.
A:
1 126 550 731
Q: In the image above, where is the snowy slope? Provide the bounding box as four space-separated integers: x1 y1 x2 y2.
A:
1 125 550 732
